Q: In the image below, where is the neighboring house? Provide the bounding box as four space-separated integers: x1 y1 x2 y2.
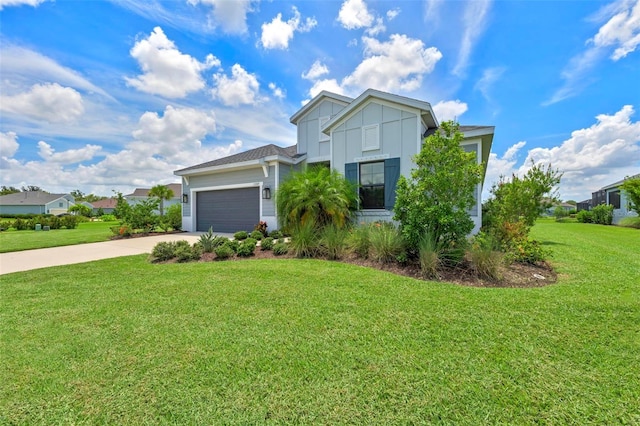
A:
124 183 182 212
546 202 575 216
175 89 494 233
592 173 639 224
576 199 592 212
0 191 75 215
90 198 118 215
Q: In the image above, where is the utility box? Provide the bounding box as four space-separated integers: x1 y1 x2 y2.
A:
35 224 42 231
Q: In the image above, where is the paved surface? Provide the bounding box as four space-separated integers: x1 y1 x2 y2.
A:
0 233 233 275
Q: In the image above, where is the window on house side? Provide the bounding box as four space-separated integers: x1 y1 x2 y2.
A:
362 124 379 151
359 162 384 209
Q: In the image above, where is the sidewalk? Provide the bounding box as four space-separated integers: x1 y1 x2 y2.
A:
0 233 222 275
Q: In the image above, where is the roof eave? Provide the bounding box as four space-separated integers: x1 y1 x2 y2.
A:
174 154 306 177
290 91 353 124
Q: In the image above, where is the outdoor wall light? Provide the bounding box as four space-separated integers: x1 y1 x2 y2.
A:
182 193 188 203
262 187 271 199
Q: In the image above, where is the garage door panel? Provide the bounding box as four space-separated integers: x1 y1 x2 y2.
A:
196 187 259 233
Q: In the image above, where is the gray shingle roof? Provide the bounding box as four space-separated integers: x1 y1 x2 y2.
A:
175 144 300 174
126 183 182 198
0 191 68 206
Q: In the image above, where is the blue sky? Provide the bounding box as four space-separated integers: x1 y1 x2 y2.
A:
1 0 639 200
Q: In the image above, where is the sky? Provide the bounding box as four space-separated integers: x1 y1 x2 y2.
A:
1 0 639 201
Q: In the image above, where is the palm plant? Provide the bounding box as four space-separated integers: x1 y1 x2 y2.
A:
276 166 357 232
149 184 174 217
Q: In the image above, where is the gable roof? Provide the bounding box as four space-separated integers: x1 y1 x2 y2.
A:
126 183 182 198
321 88 439 134
175 144 302 176
91 198 118 209
289 91 353 124
0 191 70 206
600 173 640 191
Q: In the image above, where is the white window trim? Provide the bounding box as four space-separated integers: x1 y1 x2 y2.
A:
362 124 379 151
319 116 330 142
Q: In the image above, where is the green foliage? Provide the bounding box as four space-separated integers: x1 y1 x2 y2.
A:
173 240 202 262
394 121 482 254
59 215 79 229
148 184 175 216
620 177 640 215
619 216 640 229
113 191 131 220
368 222 405 263
254 220 268 237
101 214 117 222
418 233 442 279
553 206 569 221
69 204 92 217
348 223 371 258
212 236 230 248
592 204 614 225
250 230 264 240
110 224 132 238
289 220 320 258
164 203 183 231
150 241 177 262
214 243 235 259
268 230 283 239
226 239 240 253
576 210 593 223
272 242 289 255
234 231 249 240
469 233 503 280
12 218 28 231
260 237 274 251
237 238 257 257
199 227 217 253
504 238 551 265
276 165 357 232
320 224 349 260
128 199 160 233
0 185 20 195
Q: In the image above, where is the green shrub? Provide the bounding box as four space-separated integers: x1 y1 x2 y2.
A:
174 240 202 262
226 239 240 253
289 220 319 258
13 218 28 231
212 236 229 248
368 222 405 263
165 203 182 231
273 242 289 256
150 241 176 262
110 225 132 238
250 230 264 240
553 206 569 221
576 210 593 223
348 224 371 258
199 227 216 253
418 233 441 280
60 215 79 229
320 224 349 260
619 216 640 229
234 231 248 240
592 204 614 225
100 214 117 222
237 239 257 257
260 237 274 251
214 243 235 259
269 230 283 239
505 238 551 264
469 233 503 280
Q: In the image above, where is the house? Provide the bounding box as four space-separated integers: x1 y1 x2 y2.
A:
124 183 182 212
0 191 75 215
545 202 575 216
90 198 118 215
174 89 494 233
592 173 639 224
576 199 592 212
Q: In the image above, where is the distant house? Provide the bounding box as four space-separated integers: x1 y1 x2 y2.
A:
0 191 75 215
592 173 639 224
90 198 118 215
576 199 592 212
125 183 182 212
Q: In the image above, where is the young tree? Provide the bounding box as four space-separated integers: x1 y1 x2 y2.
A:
69 204 92 217
620 176 640 215
149 184 174 217
393 121 483 253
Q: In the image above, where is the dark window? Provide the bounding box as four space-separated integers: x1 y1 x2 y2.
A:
359 162 384 209
609 191 621 209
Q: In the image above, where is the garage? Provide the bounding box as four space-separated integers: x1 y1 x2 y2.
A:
196 187 260 233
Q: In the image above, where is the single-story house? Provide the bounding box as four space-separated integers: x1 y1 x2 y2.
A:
125 183 182 212
0 191 75 215
174 88 494 233
576 199 592 212
592 173 639 224
90 198 118 215
546 202 575 215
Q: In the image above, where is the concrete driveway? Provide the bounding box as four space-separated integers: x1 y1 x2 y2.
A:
0 233 232 275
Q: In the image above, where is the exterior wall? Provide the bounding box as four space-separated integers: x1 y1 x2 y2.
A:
607 187 638 224
181 165 277 232
296 99 347 162
0 205 46 215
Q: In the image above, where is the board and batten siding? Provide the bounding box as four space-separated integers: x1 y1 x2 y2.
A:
296 99 347 162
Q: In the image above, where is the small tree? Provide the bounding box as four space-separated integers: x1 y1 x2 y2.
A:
113 191 132 221
620 176 640 215
149 184 174 217
393 121 483 253
69 204 92 217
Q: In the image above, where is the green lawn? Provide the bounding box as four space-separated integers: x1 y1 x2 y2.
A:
1 222 638 424
0 220 118 253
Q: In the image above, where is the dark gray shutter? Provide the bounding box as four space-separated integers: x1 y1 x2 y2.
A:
345 162 359 208
384 157 400 210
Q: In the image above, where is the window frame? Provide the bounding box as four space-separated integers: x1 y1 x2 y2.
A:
362 124 379 151
359 161 385 209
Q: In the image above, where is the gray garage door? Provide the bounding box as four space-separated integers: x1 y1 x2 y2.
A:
196 187 259 233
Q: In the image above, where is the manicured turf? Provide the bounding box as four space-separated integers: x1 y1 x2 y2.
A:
1 222 638 424
0 221 118 253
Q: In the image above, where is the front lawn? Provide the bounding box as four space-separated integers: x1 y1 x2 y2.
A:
1 222 638 424
0 220 119 253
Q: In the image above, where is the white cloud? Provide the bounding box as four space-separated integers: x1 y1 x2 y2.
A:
260 7 317 50
0 0 47 10
268 82 285 99
187 0 255 34
474 67 505 102
342 34 442 93
592 0 640 60
365 17 386 36
302 60 330 80
37 141 102 164
338 0 374 29
432 100 468 122
453 0 492 77
484 140 527 194
0 131 20 158
0 83 84 123
125 27 219 98
211 64 260 107
386 8 400 20
308 79 345 99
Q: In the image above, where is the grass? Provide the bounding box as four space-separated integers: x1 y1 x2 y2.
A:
0 220 118 253
1 221 639 424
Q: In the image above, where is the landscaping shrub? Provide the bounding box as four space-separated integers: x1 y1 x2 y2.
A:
576 210 593 223
100 214 117 222
592 204 614 225
289 220 320 258
269 230 283 239
260 237 274 251
469 233 503 280
237 238 257 257
150 241 177 262
254 220 268 237
418 233 441 280
250 230 264 240
212 236 229 248
234 231 248 240
199 227 216 253
273 242 289 256
368 222 405 263
619 216 640 229
348 224 371 258
174 240 202 262
214 243 235 259
128 199 160 232
504 238 551 264
13 218 28 231
320 224 349 260
554 206 569 221
60 215 79 229
110 224 132 238
165 203 182 231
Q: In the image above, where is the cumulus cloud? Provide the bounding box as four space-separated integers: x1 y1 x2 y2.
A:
211 64 260 107
38 141 102 164
432 100 468 122
0 0 48 10
260 7 317 50
341 34 442 93
308 79 345 99
338 0 374 29
302 60 330 80
592 0 640 60
387 8 400 20
483 141 527 196
268 82 285 99
187 0 255 34
125 27 220 98
0 83 84 123
0 131 20 158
